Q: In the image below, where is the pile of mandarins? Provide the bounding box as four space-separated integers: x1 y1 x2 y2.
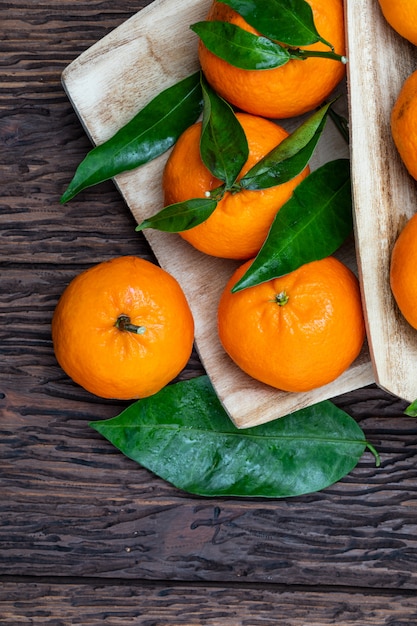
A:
53 0 369 400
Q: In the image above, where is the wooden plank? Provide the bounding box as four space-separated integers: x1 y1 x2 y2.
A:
1 581 417 625
346 0 417 402
60 0 375 428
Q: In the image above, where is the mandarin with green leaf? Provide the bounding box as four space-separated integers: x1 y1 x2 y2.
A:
197 0 346 119
162 112 309 259
218 256 365 392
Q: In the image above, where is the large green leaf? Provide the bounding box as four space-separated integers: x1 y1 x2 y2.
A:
60 72 204 203
239 102 331 190
232 158 353 292
89 375 378 498
220 0 331 47
200 77 248 186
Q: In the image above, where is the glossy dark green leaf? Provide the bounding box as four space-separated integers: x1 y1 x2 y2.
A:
200 77 248 186
239 102 331 190
191 21 291 70
220 0 331 47
232 159 353 292
60 72 204 203
136 197 218 233
89 375 377 498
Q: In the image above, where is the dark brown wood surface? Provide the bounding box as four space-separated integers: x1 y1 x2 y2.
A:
2 1 417 623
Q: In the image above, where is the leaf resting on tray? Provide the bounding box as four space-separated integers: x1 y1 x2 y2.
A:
60 71 204 203
89 375 379 498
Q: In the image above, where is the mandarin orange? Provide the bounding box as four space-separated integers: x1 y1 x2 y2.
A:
162 112 309 259
390 213 417 329
198 0 346 119
52 256 194 399
377 0 417 45
391 69 417 181
217 256 365 392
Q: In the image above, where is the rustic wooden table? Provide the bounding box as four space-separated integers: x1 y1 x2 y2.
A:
2 1 417 623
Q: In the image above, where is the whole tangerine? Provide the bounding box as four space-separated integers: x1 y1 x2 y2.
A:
217 256 366 393
163 112 309 260
197 0 346 119
51 256 194 399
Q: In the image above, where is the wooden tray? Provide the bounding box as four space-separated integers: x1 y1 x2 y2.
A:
61 0 374 428
346 0 417 404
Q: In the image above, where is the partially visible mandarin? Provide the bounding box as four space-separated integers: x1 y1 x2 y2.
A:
198 0 346 119
162 112 309 260
377 0 417 46
391 69 417 181
390 213 417 329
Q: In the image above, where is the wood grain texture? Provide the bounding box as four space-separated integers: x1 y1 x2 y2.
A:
1 581 417 625
346 0 417 402
1 270 416 588
3 0 417 619
61 0 375 428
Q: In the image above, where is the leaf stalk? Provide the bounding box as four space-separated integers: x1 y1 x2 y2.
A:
288 48 348 63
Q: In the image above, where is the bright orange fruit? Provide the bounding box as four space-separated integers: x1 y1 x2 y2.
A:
198 0 346 119
217 256 365 392
377 0 417 45
390 213 417 329
391 69 417 181
163 112 309 260
52 256 194 399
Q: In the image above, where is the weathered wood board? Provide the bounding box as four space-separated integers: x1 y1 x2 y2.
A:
61 0 375 428
346 0 417 403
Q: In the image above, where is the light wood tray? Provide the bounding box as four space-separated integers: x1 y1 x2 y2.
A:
346 0 417 404
61 0 375 428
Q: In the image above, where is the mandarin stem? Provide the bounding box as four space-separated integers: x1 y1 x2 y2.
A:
274 291 289 306
289 48 348 64
115 314 146 334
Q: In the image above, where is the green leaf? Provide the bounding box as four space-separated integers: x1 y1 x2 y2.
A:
191 21 291 70
136 197 218 233
219 0 332 48
200 76 249 186
405 399 417 417
232 158 353 292
60 72 204 203
239 102 331 190
89 375 377 498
